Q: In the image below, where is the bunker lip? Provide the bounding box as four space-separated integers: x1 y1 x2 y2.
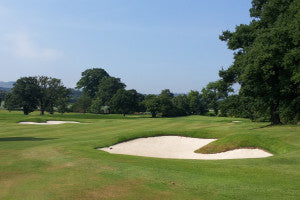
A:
99 136 273 160
19 121 79 125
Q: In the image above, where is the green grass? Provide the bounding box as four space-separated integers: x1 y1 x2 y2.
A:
0 110 299 200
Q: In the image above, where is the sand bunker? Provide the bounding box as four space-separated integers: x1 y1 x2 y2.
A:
19 121 79 125
100 136 273 160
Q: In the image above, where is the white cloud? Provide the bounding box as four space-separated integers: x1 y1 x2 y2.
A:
3 32 62 61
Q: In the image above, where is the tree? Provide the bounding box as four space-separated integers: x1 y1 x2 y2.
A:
69 89 82 103
142 95 161 118
90 99 103 114
160 89 174 99
173 94 190 116
71 95 92 113
187 90 207 115
127 89 145 112
201 83 220 115
8 77 40 115
219 95 269 120
110 89 137 116
37 76 70 115
158 89 176 117
96 77 126 105
56 88 72 114
76 68 110 98
4 93 20 111
57 98 69 114
219 0 300 124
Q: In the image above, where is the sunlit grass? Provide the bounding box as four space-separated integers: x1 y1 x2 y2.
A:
0 111 299 199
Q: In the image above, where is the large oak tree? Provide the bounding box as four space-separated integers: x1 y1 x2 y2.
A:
219 0 300 124
76 68 110 98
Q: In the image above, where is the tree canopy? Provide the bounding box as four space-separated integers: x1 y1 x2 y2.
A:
143 94 161 118
96 77 126 106
110 89 137 116
76 68 110 98
6 76 70 115
37 76 71 115
8 77 40 115
219 0 300 124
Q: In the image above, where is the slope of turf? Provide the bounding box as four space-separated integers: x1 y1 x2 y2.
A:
0 111 299 199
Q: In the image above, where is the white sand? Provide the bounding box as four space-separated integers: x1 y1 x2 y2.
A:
100 136 273 160
19 121 79 125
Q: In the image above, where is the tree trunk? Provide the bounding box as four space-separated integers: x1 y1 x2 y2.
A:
269 67 281 125
39 101 45 115
270 100 281 125
151 112 156 118
24 107 29 115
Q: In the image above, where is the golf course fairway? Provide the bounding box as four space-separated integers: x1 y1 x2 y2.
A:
0 111 299 199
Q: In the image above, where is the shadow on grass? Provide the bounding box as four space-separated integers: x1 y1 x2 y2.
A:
0 137 58 142
249 124 277 130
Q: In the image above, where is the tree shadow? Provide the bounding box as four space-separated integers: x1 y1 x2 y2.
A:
249 124 279 130
0 137 58 142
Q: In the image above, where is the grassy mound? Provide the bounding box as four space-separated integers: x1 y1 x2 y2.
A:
195 134 294 154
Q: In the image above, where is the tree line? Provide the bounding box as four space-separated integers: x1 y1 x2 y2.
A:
2 68 211 117
71 68 210 117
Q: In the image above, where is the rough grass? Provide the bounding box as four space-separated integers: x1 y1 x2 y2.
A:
0 110 299 200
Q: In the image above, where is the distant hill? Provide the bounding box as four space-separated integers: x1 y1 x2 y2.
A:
0 81 15 89
0 87 11 92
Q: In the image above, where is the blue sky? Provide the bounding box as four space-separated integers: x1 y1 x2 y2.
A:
0 0 252 93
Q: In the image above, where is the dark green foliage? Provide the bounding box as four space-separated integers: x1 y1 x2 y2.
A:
5 76 70 115
143 90 209 118
142 95 161 118
201 83 221 115
89 99 103 114
37 76 71 115
69 89 82 103
159 89 174 99
57 98 69 114
96 77 126 106
110 89 138 116
219 0 300 124
56 88 72 114
187 90 207 115
76 68 110 98
219 95 266 120
76 68 145 115
219 95 245 117
130 89 146 112
8 77 40 115
173 94 190 116
159 96 176 117
70 95 92 113
4 93 20 111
